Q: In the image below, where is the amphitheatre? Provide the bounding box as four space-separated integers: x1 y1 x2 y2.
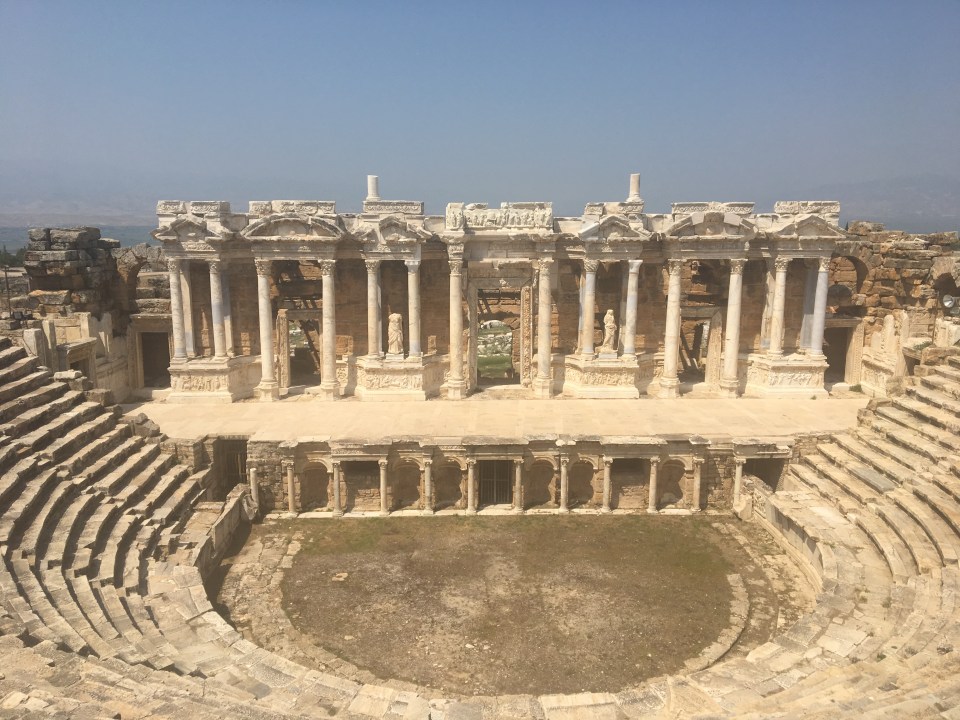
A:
2 173 960 718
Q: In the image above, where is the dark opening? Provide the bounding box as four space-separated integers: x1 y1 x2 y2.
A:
343 461 380 512
744 458 786 491
823 327 848 383
289 319 321 386
478 459 513 506
141 332 171 387
477 289 520 387
214 438 247 500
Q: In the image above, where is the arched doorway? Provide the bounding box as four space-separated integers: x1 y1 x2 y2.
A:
658 460 686 509
434 462 463 510
526 460 555 509
300 464 329 510
568 461 596 508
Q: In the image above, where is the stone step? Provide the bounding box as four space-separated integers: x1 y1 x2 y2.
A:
37 407 119 468
0 454 41 515
0 467 63 544
59 424 132 478
0 345 29 377
833 432 915 486
113 451 177 511
0 369 54 410
76 430 144 486
806 449 888 505
877 402 960 454
850 508 915 580
16 400 103 453
863 414 945 464
0 390 84 440
920 373 960 402
890 488 960 566
17 472 77 561
934 362 960 385
892 395 960 435
854 424 933 475
874 503 942 575
818 442 900 495
906 384 960 418
911 480 960 540
5 556 89 654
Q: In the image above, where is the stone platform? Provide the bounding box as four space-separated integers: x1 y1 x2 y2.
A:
124 396 867 444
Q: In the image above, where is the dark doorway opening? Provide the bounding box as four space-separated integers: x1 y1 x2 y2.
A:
744 458 786 491
478 460 512 506
141 332 171 387
289 319 321 387
823 327 848 383
214 438 247 500
476 289 520 388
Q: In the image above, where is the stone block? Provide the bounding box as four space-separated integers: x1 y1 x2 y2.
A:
29 289 71 305
49 227 100 245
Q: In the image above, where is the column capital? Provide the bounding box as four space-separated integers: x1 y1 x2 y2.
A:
628 259 643 274
537 257 555 272
331 460 341 470
729 258 747 274
603 456 613 467
209 259 223 274
692 456 705 468
405 259 421 272
281 459 294 470
319 259 336 276
667 258 684 276
513 457 524 467
448 259 463 275
818 255 831 272
774 256 791 272
583 258 600 273
734 456 746 466
365 259 381 273
378 458 388 469
423 458 433 467
559 455 569 468
167 258 182 273
466 458 476 468
254 258 272 277
649 456 661 467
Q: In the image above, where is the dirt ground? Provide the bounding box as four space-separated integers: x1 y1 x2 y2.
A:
270 515 749 696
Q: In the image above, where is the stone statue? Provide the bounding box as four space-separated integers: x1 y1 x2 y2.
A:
388 313 404 355
600 309 618 352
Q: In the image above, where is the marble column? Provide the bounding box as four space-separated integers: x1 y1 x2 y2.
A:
659 259 683 398
180 260 196 357
448 259 466 398
221 270 234 357
559 457 570 513
248 466 259 509
809 256 831 357
691 458 703 512
733 457 745 508
332 461 343 516
513 459 523 513
466 459 477 514
423 459 434 514
284 462 296 513
602 457 612 513
254 259 278 400
580 259 599 356
167 258 187 362
406 259 421 357
365 260 381 357
800 262 819 350
647 458 660 513
623 260 642 356
535 257 554 397
720 259 746 396
769 256 790 357
319 260 339 398
379 459 388 516
209 260 227 359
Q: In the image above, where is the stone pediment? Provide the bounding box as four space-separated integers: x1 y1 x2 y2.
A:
770 214 846 240
580 214 651 243
151 215 227 247
353 215 433 247
241 213 344 241
665 211 758 241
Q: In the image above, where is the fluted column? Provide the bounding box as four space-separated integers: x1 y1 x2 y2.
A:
720 259 746 396
647 458 660 513
466 459 477 514
379 459 388 516
406 260 421 357
602 457 613 513
513 459 523 513
559 457 570 513
254 259 278 400
332 461 343 516
284 462 296 513
366 260 381 357
319 260 339 398
623 260 642 356
769 256 790 357
580 259 599 356
733 456 745 508
691 458 703 512
209 260 227 359
167 258 187 362
534 257 554 397
809 256 831 357
659 259 683 398
423 459 434 514
448 259 466 398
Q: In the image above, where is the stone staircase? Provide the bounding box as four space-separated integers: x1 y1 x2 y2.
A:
2 329 960 718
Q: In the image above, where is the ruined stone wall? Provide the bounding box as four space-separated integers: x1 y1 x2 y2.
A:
227 265 259 356
555 260 580 353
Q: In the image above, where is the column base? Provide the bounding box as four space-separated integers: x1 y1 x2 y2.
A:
532 376 553 398
379 510 389 517
466 508 477 516
717 378 740 398
601 507 612 514
446 378 467 400
254 381 280 401
647 507 659 514
658 377 680 399
558 506 570 514
310 382 340 400
423 508 435 516
333 510 344 518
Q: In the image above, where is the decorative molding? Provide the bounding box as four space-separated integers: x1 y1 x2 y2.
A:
405 259 421 272
537 257 554 272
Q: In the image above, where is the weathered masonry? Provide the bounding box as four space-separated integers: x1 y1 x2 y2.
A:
152 175 849 402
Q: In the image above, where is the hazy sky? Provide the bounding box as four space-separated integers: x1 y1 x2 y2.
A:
1 0 959 229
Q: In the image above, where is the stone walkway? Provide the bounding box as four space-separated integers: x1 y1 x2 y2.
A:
124 396 868 444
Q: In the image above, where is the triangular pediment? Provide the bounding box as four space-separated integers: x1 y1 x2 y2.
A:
581 214 651 242
241 213 343 240
151 215 219 244
354 215 432 245
771 214 846 240
665 211 757 240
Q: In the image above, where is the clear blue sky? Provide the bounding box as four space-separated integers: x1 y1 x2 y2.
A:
1 0 958 230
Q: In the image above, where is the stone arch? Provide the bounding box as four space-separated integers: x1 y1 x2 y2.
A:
525 459 556 509
828 255 868 315
392 459 421 510
299 463 329 511
568 460 597 508
658 459 686 508
433 459 464 510
112 243 166 330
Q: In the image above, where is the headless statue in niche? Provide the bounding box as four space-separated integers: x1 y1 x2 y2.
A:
387 312 404 355
599 309 618 352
